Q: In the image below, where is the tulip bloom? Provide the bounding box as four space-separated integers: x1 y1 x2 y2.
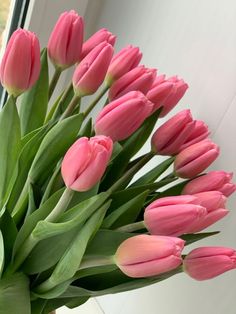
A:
182 171 236 197
105 45 142 85
183 247 236 280
147 75 188 117
0 29 40 97
61 136 113 191
144 195 207 236
95 91 153 142
108 66 157 100
81 28 116 59
73 42 114 97
174 140 220 178
151 110 209 156
48 10 84 69
115 234 184 278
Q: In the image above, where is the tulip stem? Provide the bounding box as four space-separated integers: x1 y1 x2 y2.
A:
83 86 109 119
48 67 62 100
59 94 81 121
116 221 145 233
79 256 115 270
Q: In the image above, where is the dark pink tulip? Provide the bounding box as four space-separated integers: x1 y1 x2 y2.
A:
183 247 236 280
61 136 113 191
174 140 220 178
95 91 153 142
73 42 114 97
105 45 142 85
48 10 84 69
0 29 40 97
108 65 157 100
115 234 184 278
81 28 116 59
182 171 236 197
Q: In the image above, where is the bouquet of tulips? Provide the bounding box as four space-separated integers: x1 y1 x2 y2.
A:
0 10 235 314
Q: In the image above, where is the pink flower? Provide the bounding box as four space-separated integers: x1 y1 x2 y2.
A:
81 28 116 59
108 65 156 100
0 29 40 97
61 136 113 191
73 42 114 97
95 91 153 142
183 247 236 280
115 234 185 278
174 140 220 178
182 171 236 197
48 10 84 69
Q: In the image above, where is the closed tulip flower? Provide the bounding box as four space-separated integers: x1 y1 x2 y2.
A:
81 28 116 59
48 10 84 69
95 91 153 142
73 42 114 97
0 29 40 97
108 65 157 100
105 45 142 85
115 234 185 278
182 171 236 197
183 247 236 280
61 136 113 191
151 110 209 156
174 140 220 178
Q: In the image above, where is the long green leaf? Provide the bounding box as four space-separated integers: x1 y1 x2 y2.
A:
0 231 4 277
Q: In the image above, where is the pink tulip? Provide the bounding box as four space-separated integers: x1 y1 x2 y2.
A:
81 28 116 59
95 91 153 142
105 45 142 85
108 66 157 100
0 29 40 97
182 171 236 197
72 42 114 97
147 75 188 117
61 135 113 191
174 140 220 178
144 195 207 236
183 247 236 280
151 110 209 156
115 234 184 278
48 10 84 69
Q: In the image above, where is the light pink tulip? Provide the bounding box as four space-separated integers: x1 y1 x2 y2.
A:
81 28 116 59
48 10 84 69
151 110 209 156
147 75 188 117
105 45 142 85
182 171 236 197
0 29 40 97
174 140 220 178
61 135 113 191
108 66 157 100
115 234 184 278
183 247 236 280
73 42 114 97
95 91 153 142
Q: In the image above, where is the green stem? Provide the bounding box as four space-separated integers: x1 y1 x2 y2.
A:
116 221 145 233
79 256 114 270
83 86 109 119
59 94 80 121
48 67 62 100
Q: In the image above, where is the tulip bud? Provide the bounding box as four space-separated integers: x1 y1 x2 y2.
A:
182 171 236 197
72 42 114 97
108 66 157 100
95 91 153 142
115 234 185 278
151 110 209 156
48 10 84 69
147 75 188 117
144 195 207 236
183 247 236 280
81 28 116 59
0 29 40 97
105 45 142 85
174 140 220 178
61 135 113 191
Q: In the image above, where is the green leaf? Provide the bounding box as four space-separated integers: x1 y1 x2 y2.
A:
19 49 49 136
0 231 4 277
159 180 188 197
0 96 21 207
42 296 89 313
182 231 220 245
78 118 92 138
